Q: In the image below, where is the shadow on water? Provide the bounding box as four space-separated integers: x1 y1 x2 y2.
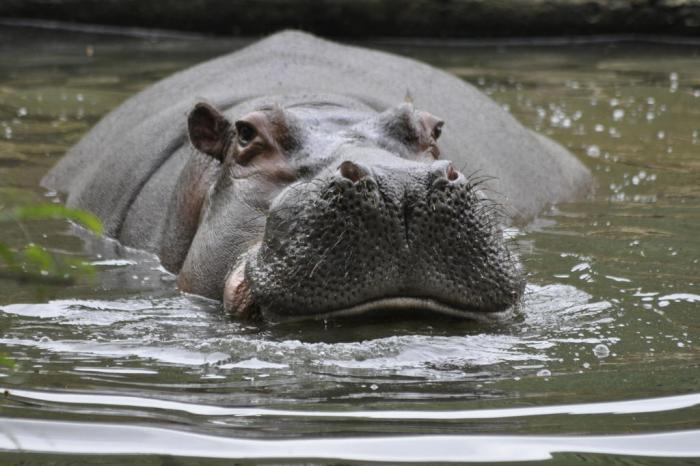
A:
263 308 507 344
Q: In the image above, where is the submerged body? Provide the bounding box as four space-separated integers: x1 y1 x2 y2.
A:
43 31 591 321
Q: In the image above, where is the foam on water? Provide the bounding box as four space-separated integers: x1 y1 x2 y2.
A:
0 283 610 377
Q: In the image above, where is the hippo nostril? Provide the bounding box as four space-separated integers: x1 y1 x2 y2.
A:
430 160 458 188
446 163 460 181
338 160 368 183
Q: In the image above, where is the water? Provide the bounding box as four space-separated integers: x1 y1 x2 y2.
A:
0 27 699 464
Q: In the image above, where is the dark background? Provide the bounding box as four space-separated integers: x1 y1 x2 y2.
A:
2 0 700 38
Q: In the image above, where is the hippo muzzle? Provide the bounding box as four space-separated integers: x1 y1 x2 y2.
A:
221 142 524 321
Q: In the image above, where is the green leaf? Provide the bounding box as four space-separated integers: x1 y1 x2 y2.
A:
0 353 14 369
22 243 55 273
3 203 103 234
0 203 101 286
0 243 17 268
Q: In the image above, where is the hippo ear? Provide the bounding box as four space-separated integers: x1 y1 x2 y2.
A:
418 111 444 141
187 102 232 161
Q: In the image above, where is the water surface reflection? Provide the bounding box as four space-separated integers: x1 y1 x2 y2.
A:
0 27 699 463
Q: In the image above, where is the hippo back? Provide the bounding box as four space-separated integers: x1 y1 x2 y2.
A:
43 31 590 242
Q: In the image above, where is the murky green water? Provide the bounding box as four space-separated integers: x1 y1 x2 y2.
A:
0 27 699 464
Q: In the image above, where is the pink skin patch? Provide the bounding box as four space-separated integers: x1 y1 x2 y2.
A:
223 258 254 317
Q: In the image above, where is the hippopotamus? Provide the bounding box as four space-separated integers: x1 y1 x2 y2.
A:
42 31 591 322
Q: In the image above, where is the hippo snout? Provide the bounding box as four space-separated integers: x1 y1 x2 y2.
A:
226 151 525 321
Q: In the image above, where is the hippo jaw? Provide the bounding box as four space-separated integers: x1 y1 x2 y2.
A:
281 296 517 322
225 274 519 323
224 233 524 323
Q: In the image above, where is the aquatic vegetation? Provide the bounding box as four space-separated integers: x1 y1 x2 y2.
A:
0 202 101 285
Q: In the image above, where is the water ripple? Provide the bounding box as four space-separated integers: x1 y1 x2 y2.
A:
1 417 698 462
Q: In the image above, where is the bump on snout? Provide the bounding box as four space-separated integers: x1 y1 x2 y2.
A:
338 160 368 183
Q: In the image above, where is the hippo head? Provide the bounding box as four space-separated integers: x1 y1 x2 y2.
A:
176 101 524 322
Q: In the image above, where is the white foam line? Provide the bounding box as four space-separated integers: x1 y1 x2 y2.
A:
4 387 700 420
658 293 700 303
0 339 228 366
0 418 698 462
73 367 159 375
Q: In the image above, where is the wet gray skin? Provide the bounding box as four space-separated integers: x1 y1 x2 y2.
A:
42 31 591 322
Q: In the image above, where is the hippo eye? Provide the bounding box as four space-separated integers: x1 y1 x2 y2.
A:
235 121 257 147
432 121 443 140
